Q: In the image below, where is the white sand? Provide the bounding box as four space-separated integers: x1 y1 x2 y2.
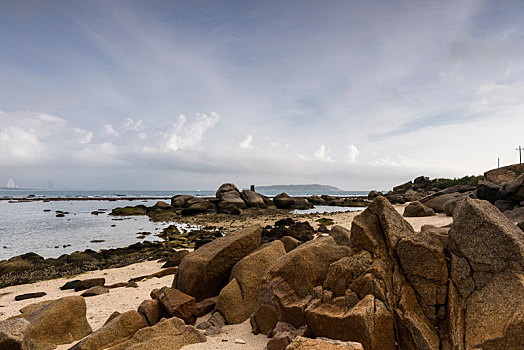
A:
0 204 452 349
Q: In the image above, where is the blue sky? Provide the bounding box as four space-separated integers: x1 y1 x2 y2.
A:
1 0 524 190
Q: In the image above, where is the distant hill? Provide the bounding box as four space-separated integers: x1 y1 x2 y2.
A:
255 184 342 192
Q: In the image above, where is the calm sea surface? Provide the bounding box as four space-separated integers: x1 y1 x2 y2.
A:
0 190 367 260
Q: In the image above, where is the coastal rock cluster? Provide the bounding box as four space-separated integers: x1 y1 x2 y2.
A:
2 195 524 349
111 183 369 220
375 170 524 227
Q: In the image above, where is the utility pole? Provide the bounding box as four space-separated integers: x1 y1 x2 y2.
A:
518 145 523 164
498 157 500 168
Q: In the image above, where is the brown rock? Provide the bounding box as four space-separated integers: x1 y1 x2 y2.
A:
328 225 352 246
403 201 435 217
323 250 373 297
81 286 109 297
175 225 262 301
280 236 301 252
422 193 463 213
105 317 206 350
22 296 92 349
70 310 147 350
137 299 161 326
216 240 286 324
149 267 178 278
242 190 267 209
103 312 121 326
252 237 348 334
286 336 364 349
0 318 35 350
14 292 46 301
266 322 308 350
273 193 294 209
19 300 56 315
74 278 105 292
447 197 524 349
195 297 216 317
161 250 190 268
151 287 196 325
305 294 395 350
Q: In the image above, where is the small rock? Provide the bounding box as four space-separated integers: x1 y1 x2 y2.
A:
81 286 109 297
195 297 217 317
235 338 246 344
196 321 210 330
74 278 105 292
204 326 222 336
15 292 46 301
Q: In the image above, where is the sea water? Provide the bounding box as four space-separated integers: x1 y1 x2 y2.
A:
0 190 368 260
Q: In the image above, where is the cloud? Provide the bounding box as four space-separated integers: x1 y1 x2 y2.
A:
102 123 118 137
122 118 143 131
314 144 334 162
163 112 220 151
346 145 360 163
239 134 253 149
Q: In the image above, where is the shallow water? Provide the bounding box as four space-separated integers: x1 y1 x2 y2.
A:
0 199 171 260
0 192 367 260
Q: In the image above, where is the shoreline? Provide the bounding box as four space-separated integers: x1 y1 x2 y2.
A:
0 205 452 349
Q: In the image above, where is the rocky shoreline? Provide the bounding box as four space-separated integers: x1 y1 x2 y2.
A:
2 169 524 349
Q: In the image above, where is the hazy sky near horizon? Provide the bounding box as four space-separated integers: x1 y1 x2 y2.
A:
1 0 524 190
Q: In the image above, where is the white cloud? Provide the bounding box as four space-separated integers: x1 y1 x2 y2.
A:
314 144 334 162
122 118 143 131
163 112 220 151
102 123 118 137
239 134 253 149
73 128 93 145
346 145 360 163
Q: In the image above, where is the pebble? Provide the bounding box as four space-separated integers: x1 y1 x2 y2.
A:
235 338 246 344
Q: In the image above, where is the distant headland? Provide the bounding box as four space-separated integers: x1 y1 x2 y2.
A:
255 184 342 192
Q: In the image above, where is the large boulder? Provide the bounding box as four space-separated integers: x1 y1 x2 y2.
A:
216 240 286 324
397 227 449 325
106 317 205 350
21 296 92 350
181 201 210 216
497 173 524 203
367 190 382 200
305 294 396 350
0 318 34 350
476 180 500 203
403 201 435 217
422 193 463 213
174 225 262 301
447 197 524 349
216 183 246 209
273 193 294 209
503 207 524 223
349 197 440 349
171 195 194 208
242 190 267 209
70 310 147 350
251 237 349 334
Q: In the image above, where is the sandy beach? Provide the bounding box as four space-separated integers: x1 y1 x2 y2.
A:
0 205 452 349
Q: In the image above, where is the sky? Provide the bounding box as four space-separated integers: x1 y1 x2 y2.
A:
1 0 524 190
